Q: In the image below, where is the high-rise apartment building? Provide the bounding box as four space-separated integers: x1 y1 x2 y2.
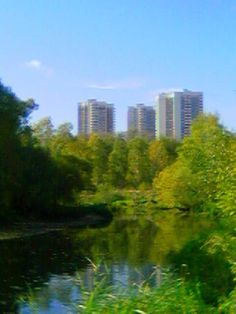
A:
78 99 115 135
128 104 156 138
156 89 203 140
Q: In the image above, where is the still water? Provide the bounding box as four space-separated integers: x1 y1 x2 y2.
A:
0 211 208 313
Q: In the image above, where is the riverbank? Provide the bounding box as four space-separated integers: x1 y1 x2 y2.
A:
0 189 157 240
0 203 113 240
0 188 186 232
0 216 110 241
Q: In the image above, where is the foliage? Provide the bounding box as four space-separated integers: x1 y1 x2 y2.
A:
149 137 179 177
154 161 202 209
32 116 54 147
215 138 236 216
88 134 113 186
126 138 152 188
78 280 211 313
169 236 234 305
154 114 236 215
0 82 37 218
0 81 89 221
178 115 234 211
108 137 128 187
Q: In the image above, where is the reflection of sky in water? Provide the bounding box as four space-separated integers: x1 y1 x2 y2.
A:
0 214 209 312
20 275 80 314
19 263 162 314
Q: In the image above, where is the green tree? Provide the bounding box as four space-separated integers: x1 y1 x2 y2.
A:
14 146 60 215
179 114 233 210
108 137 128 187
71 135 90 160
126 137 151 188
149 137 179 177
0 81 90 220
0 82 37 217
154 114 236 213
154 160 202 209
63 135 92 189
32 116 54 147
215 136 236 216
88 134 113 187
56 122 73 137
48 122 74 156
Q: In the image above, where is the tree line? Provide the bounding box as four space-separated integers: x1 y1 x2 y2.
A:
1 79 236 221
31 101 236 218
0 81 179 221
32 116 179 189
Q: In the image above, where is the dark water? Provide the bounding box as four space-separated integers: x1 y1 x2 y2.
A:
0 212 208 313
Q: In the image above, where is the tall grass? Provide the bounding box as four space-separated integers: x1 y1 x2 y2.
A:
78 277 215 314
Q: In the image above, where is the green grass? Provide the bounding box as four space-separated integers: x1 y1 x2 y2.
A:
19 272 236 313
78 278 215 314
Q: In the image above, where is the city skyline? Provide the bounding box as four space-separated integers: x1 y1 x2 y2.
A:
1 1 236 132
78 89 202 138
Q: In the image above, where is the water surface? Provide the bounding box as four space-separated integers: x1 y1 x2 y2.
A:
0 211 209 313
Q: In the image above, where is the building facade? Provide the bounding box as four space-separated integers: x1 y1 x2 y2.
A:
128 104 156 138
78 99 115 135
156 89 203 140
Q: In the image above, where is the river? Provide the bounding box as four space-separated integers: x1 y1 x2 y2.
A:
0 211 209 313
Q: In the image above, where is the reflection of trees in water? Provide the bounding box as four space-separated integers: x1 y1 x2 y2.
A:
0 213 209 312
68 212 210 266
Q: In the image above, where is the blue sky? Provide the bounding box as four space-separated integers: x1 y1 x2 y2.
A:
1 0 236 132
